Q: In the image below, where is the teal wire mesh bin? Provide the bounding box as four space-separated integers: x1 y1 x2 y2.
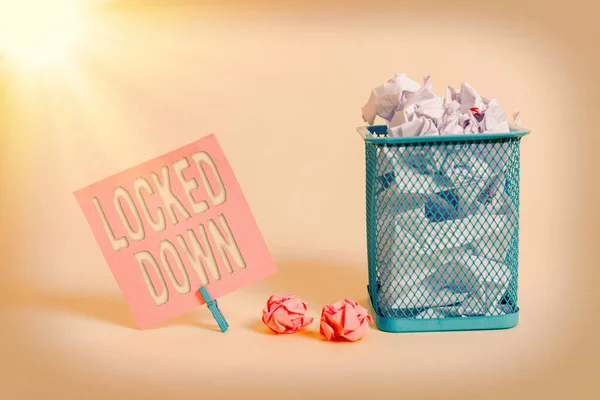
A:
359 125 530 333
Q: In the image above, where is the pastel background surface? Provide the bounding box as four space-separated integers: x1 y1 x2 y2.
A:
0 0 597 399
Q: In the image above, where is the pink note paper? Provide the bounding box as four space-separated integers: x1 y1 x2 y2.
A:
74 134 277 329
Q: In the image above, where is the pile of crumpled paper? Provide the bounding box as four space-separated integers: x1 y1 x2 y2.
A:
361 73 521 137
363 74 521 318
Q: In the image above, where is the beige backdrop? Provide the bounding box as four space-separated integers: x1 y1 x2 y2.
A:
1 0 598 399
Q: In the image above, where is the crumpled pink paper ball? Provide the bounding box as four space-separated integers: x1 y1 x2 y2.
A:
262 294 314 334
319 298 373 342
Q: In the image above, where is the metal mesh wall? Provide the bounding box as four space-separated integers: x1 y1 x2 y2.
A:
365 136 521 322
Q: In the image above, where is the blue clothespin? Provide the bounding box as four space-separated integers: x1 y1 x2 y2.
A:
198 287 229 332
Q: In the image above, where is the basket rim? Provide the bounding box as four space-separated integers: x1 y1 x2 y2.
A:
358 125 531 144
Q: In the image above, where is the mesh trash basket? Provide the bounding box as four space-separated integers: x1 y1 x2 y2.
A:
359 125 530 333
